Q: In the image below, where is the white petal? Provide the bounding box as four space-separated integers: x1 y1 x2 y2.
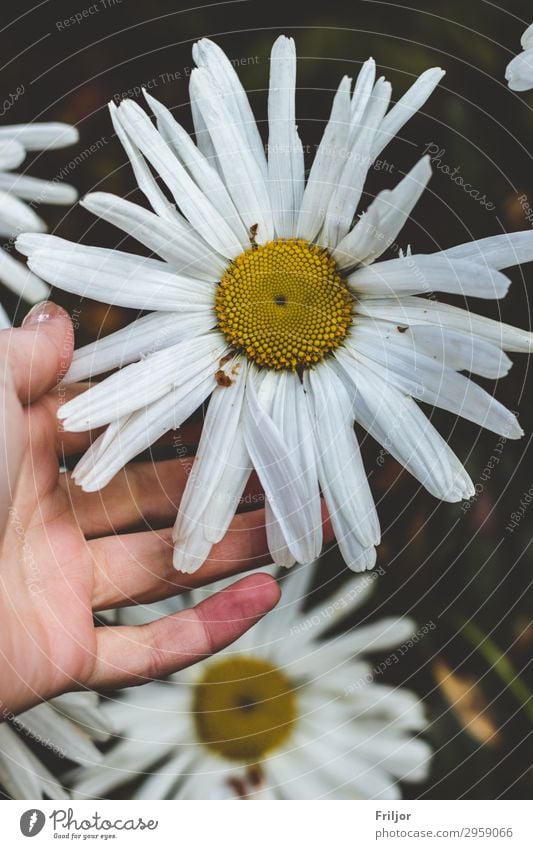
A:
399 322 511 378
356 294 533 353
0 249 49 302
346 328 523 438
336 350 474 500
438 230 533 269
0 172 77 204
197 423 252 545
354 315 511 379
74 369 216 492
109 101 184 224
350 254 511 299
316 616 417 667
64 310 215 383
330 203 382 270
133 752 190 799
334 156 432 270
268 371 322 561
306 363 380 548
0 302 11 328
52 692 111 742
506 48 533 91
192 38 268 179
322 79 391 247
349 59 376 139
0 724 69 800
267 36 304 237
190 90 219 167
296 76 352 241
334 525 378 573
70 737 167 798
521 23 533 50
81 192 227 281
115 100 243 258
173 522 216 573
16 702 103 766
265 498 297 568
143 90 250 249
189 68 273 244
60 333 226 430
0 139 25 170
371 67 445 160
0 122 78 150
265 744 335 800
174 358 247 540
16 233 214 311
307 573 376 635
0 191 46 237
242 369 316 563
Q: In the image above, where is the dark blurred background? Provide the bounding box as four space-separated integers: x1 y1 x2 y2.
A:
0 0 532 799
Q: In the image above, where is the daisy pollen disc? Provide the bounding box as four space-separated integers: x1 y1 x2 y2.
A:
216 238 353 370
193 655 297 761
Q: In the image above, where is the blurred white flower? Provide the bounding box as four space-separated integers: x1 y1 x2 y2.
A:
69 566 431 800
0 301 11 328
506 23 533 91
0 692 111 799
16 37 533 574
0 119 78 303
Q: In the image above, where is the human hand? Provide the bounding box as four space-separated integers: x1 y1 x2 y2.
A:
0 302 282 715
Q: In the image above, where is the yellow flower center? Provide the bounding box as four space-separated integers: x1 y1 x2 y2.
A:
192 655 298 761
215 239 353 370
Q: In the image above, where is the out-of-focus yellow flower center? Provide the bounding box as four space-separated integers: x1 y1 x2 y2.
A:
215 239 352 370
192 656 298 761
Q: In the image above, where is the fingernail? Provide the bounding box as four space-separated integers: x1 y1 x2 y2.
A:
22 301 66 327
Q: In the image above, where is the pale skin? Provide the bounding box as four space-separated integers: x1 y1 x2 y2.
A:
0 301 336 716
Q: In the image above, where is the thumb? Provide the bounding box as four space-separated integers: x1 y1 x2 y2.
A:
0 301 74 404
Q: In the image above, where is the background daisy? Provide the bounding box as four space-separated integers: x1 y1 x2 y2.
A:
67 565 431 800
0 692 111 799
0 119 78 305
506 23 533 91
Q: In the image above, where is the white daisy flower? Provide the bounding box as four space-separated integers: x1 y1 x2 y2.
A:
506 23 533 91
16 37 533 574
0 692 111 799
0 119 78 303
68 565 431 800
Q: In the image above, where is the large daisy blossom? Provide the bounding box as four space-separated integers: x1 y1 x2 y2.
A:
67 565 431 800
16 37 533 573
0 692 111 799
0 119 78 303
506 23 533 91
